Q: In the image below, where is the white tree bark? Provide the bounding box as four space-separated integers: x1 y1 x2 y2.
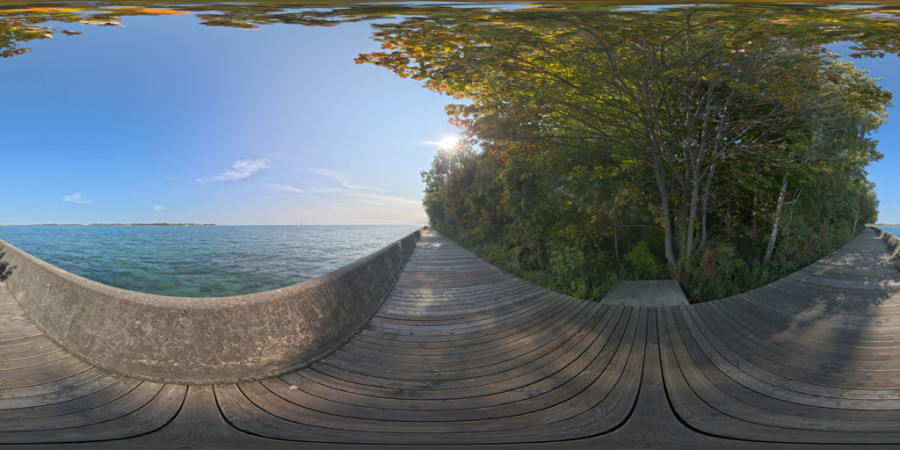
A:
763 175 789 264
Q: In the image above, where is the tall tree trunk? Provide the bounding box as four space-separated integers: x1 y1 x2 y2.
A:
612 193 620 263
685 167 701 263
699 163 716 252
613 218 619 263
725 208 734 240
751 194 758 238
654 165 676 275
763 174 789 264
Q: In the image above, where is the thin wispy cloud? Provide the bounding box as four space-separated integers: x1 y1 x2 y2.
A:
308 168 386 192
270 169 419 211
153 205 166 211
63 193 92 204
198 158 270 182
352 192 421 207
267 183 304 194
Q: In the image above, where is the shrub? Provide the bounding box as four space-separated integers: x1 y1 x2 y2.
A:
624 240 663 279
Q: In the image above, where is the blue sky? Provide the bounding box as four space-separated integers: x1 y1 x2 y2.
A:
1 12 460 225
833 48 900 225
2 6 899 225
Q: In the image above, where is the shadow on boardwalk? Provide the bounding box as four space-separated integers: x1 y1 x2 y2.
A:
2 229 900 448
0 251 14 281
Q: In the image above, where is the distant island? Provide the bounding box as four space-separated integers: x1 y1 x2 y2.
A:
3 223 217 227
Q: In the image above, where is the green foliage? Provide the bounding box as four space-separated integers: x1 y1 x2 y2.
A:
624 241 663 280
686 243 743 302
407 4 892 303
0 19 52 58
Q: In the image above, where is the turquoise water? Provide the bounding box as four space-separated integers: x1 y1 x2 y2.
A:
0 225 419 297
877 225 900 236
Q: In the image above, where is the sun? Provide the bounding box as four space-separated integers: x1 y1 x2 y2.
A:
438 136 459 150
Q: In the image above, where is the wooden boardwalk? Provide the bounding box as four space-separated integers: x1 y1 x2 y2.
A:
1 228 900 448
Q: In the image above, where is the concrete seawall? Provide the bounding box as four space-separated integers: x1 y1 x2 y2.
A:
874 227 900 272
0 228 422 384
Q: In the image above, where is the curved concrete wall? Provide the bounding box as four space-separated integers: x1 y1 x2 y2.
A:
0 228 422 384
874 227 900 271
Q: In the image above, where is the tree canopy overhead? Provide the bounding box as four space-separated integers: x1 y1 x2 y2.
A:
352 2 894 290
4 2 900 57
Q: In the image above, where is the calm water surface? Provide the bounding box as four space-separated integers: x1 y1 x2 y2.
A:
0 225 419 297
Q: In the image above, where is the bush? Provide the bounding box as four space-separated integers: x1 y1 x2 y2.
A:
624 240 663 279
686 242 744 302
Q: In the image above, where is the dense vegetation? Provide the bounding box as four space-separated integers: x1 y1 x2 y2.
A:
3 1 898 301
354 4 896 302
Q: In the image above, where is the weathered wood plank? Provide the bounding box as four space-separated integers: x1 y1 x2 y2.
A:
0 384 185 443
4 228 900 447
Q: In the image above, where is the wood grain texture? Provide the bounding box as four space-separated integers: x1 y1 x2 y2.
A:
0 283 184 444
2 228 900 448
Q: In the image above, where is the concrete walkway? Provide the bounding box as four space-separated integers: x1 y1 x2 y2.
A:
602 279 689 306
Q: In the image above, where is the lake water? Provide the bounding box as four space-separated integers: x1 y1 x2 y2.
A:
877 226 900 236
0 225 420 297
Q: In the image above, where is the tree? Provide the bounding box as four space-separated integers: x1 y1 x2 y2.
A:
357 6 893 282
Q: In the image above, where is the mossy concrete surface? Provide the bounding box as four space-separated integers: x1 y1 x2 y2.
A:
601 279 689 307
0 228 422 384
875 227 900 272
